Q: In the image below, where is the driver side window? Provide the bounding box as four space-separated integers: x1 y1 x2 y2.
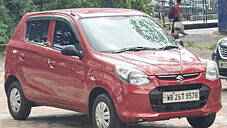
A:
53 21 81 51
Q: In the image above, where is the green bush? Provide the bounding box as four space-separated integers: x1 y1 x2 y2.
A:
0 23 9 44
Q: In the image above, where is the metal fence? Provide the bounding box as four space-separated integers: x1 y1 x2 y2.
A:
154 0 218 23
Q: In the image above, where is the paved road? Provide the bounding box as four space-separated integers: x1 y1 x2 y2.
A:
182 27 225 46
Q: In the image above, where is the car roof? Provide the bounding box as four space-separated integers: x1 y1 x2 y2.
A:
27 8 147 18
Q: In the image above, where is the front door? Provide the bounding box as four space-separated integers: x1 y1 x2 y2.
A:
45 20 86 108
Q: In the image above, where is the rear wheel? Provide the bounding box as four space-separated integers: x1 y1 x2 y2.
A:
92 94 123 128
7 81 32 120
187 113 216 128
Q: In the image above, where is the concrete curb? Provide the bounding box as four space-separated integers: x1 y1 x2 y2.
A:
184 22 218 30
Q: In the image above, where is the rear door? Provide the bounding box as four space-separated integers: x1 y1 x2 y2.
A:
44 17 86 108
21 18 54 100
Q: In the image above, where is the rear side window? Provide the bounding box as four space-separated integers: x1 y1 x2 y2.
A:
26 20 50 45
53 21 81 50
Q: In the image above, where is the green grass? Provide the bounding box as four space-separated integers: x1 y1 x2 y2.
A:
185 39 219 50
186 40 196 47
207 41 217 50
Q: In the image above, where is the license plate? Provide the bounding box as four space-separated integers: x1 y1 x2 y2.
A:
219 61 227 68
163 90 200 104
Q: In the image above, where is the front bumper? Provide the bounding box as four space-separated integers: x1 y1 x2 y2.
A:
115 72 222 123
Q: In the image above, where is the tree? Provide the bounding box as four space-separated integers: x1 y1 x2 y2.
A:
33 0 51 11
113 0 153 15
3 0 37 37
4 0 36 20
0 0 10 44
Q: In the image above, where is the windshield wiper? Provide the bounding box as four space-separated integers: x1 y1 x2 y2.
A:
159 45 179 50
114 46 158 53
100 47 158 53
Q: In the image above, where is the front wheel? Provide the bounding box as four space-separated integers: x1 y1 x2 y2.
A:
187 113 216 128
92 94 123 128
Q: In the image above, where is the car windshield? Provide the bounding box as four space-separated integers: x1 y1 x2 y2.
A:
80 16 178 53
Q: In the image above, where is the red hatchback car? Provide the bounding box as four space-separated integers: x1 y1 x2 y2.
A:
5 8 221 128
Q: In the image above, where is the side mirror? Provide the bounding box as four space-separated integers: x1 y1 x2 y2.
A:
61 45 83 59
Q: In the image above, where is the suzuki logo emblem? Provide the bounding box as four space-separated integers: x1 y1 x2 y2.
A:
176 75 184 84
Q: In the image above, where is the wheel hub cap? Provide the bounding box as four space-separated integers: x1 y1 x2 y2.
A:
10 88 21 113
95 102 110 128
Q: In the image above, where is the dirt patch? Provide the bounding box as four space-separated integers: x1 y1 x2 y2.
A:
186 47 213 59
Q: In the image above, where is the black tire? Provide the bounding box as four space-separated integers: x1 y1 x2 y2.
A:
187 113 216 128
7 81 32 120
92 94 123 128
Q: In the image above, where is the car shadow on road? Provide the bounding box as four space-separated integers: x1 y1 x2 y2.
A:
26 113 190 128
27 113 92 128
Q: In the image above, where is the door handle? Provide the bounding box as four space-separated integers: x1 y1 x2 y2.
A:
49 65 55 69
19 54 24 60
48 59 56 69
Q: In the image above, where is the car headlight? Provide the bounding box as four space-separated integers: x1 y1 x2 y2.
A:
215 38 227 53
115 65 150 85
206 60 219 81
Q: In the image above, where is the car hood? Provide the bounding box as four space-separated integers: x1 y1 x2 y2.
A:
110 48 205 75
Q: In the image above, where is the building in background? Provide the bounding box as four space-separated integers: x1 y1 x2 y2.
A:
153 0 218 22
218 0 227 32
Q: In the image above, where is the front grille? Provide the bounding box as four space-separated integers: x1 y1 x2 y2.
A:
150 84 209 112
220 47 227 58
156 73 200 80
